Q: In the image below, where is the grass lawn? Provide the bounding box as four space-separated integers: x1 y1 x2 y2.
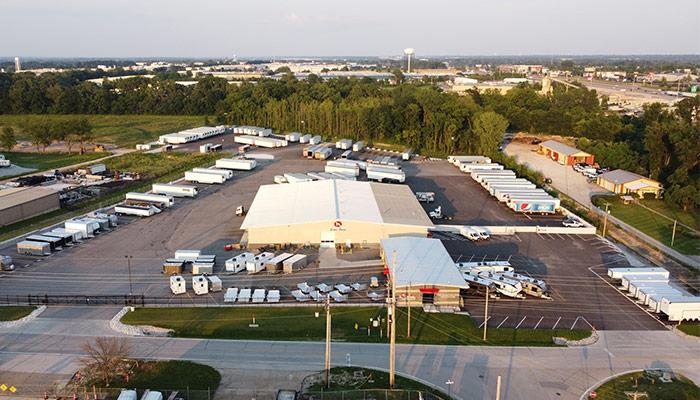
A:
0 114 206 148
0 306 36 321
593 195 700 255
639 199 699 231
121 307 590 346
593 370 699 400
678 324 700 337
0 151 108 171
307 366 449 397
87 360 220 400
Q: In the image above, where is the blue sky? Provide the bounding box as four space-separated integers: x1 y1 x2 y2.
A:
2 0 698 58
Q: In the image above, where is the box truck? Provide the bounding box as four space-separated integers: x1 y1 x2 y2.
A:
246 252 274 274
192 276 209 295
170 275 186 295
152 183 198 198
192 167 233 180
216 158 257 171
126 192 174 208
185 171 225 184
607 267 669 280
283 254 307 273
115 204 159 217
17 240 51 256
266 253 292 273
0 255 15 271
367 166 405 183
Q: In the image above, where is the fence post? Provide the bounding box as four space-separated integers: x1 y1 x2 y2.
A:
208 386 210 400
186 386 189 400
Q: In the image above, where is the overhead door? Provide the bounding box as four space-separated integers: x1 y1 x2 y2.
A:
320 232 335 248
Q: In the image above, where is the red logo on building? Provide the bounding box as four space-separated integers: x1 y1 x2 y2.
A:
334 221 342 227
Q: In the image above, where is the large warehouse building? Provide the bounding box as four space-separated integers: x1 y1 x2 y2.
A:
538 140 594 166
0 187 60 226
381 237 469 310
241 180 433 246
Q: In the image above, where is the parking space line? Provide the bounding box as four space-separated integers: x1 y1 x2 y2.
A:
536 234 546 240
514 316 527 329
580 316 594 329
552 316 561 329
513 234 522 242
570 316 580 330
478 316 491 329
555 233 567 240
496 316 509 328
533 316 544 329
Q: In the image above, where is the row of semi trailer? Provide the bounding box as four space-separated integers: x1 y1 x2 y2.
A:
16 213 118 256
449 155 560 214
607 267 700 322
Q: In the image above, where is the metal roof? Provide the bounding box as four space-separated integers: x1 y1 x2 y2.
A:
539 140 589 156
598 169 657 185
0 187 58 212
380 237 468 289
241 180 433 229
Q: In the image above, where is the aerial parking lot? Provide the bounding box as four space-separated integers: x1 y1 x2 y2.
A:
0 135 674 331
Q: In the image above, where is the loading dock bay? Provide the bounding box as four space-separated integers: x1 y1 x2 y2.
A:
0 138 668 331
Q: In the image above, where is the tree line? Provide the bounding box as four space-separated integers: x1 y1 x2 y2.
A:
1 116 94 153
0 70 697 210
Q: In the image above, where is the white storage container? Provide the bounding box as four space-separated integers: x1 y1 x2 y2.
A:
170 275 186 295
192 276 209 295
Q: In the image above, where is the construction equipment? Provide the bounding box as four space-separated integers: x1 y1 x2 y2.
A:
428 206 452 220
93 144 106 152
236 205 245 216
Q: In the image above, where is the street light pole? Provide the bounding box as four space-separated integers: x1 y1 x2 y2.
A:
124 255 133 297
602 203 610 237
389 251 397 388
446 380 454 397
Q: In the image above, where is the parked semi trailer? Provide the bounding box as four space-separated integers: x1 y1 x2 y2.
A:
115 204 160 217
621 274 669 291
300 134 312 143
152 183 198 198
126 192 174 208
636 286 681 305
607 267 669 280
659 296 700 321
185 171 225 184
471 170 516 183
508 198 560 214
366 166 405 183
17 240 51 256
459 163 504 173
192 167 232 180
285 132 301 142
216 158 257 170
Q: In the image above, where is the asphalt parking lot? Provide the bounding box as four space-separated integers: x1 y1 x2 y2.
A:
436 231 666 331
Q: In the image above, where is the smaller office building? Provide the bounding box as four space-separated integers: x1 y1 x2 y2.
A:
538 140 594 166
380 237 469 310
0 187 60 226
597 170 664 198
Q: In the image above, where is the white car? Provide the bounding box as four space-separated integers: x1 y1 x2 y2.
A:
562 218 584 227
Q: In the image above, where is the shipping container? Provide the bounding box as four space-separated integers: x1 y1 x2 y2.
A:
216 158 257 171
246 252 274 274
17 240 51 256
225 252 255 274
152 183 198 198
266 253 293 273
170 275 186 295
185 171 225 184
283 254 307 273
126 192 174 208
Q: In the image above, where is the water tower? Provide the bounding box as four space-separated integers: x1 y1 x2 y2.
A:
404 48 415 73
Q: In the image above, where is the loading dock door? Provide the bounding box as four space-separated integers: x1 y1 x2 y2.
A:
320 232 335 248
422 293 435 305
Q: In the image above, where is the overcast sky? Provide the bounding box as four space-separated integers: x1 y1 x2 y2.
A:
2 0 698 58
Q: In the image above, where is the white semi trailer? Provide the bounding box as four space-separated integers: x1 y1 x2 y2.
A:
185 171 225 184
115 204 160 217
152 183 198 198
659 296 700 321
246 252 274 274
607 267 669 280
125 192 174 208
636 286 681 305
192 167 232 180
216 158 257 170
366 166 405 183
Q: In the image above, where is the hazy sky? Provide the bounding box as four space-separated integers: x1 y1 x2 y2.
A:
2 0 698 58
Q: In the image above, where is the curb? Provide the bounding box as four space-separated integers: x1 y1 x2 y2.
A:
0 305 46 329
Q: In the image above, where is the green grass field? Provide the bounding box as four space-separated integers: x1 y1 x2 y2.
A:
0 306 36 321
678 324 700 337
0 114 206 148
593 195 700 255
593 370 699 400
121 307 590 346
0 151 108 171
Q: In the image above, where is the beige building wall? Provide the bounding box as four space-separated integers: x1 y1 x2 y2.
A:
246 220 429 246
394 285 462 308
0 191 60 226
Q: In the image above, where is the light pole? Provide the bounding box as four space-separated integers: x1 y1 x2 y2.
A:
602 203 610 237
446 380 454 397
124 255 133 296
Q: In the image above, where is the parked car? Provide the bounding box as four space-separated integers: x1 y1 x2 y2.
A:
562 218 584 227
587 177 598 183
531 139 542 145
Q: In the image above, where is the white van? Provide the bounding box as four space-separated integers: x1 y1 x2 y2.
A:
459 226 481 241
470 226 490 240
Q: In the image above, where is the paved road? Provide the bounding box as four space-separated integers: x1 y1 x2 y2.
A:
1 308 698 400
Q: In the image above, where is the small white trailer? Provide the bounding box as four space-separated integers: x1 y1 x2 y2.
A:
65 219 99 238
192 276 209 295
115 204 159 217
17 240 51 256
335 284 352 294
285 132 302 142
185 171 225 184
246 252 274 274
401 149 412 161
299 134 312 143
216 158 257 171
330 290 348 302
237 288 251 301
292 289 310 302
267 289 281 303
152 183 198 198
252 288 266 303
607 267 670 280
126 192 175 208
224 288 238 303
170 275 186 295
192 167 233 180
225 252 255 274
310 135 322 145
350 282 367 291
200 143 212 153
192 262 214 275
621 275 669 291
352 141 364 152
366 166 405 183
175 250 201 262
207 276 222 292
317 283 333 293
283 254 307 273
266 253 292 273
637 286 681 305
659 296 700 321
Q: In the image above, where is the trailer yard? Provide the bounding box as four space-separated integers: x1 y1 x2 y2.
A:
0 138 687 332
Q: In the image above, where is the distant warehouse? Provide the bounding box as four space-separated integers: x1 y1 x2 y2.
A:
241 180 433 247
597 170 663 198
0 187 60 226
537 140 594 166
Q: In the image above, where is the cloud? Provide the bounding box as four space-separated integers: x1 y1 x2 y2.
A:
283 12 303 24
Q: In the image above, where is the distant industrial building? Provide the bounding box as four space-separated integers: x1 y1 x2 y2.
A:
0 187 60 226
381 237 468 310
241 180 433 246
14 57 21 72
597 170 663 198
537 140 594 166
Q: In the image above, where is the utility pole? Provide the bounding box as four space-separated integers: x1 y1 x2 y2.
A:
124 255 133 297
671 220 677 247
602 203 610 238
496 375 502 400
325 293 331 389
389 251 397 388
483 286 489 341
407 281 411 338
